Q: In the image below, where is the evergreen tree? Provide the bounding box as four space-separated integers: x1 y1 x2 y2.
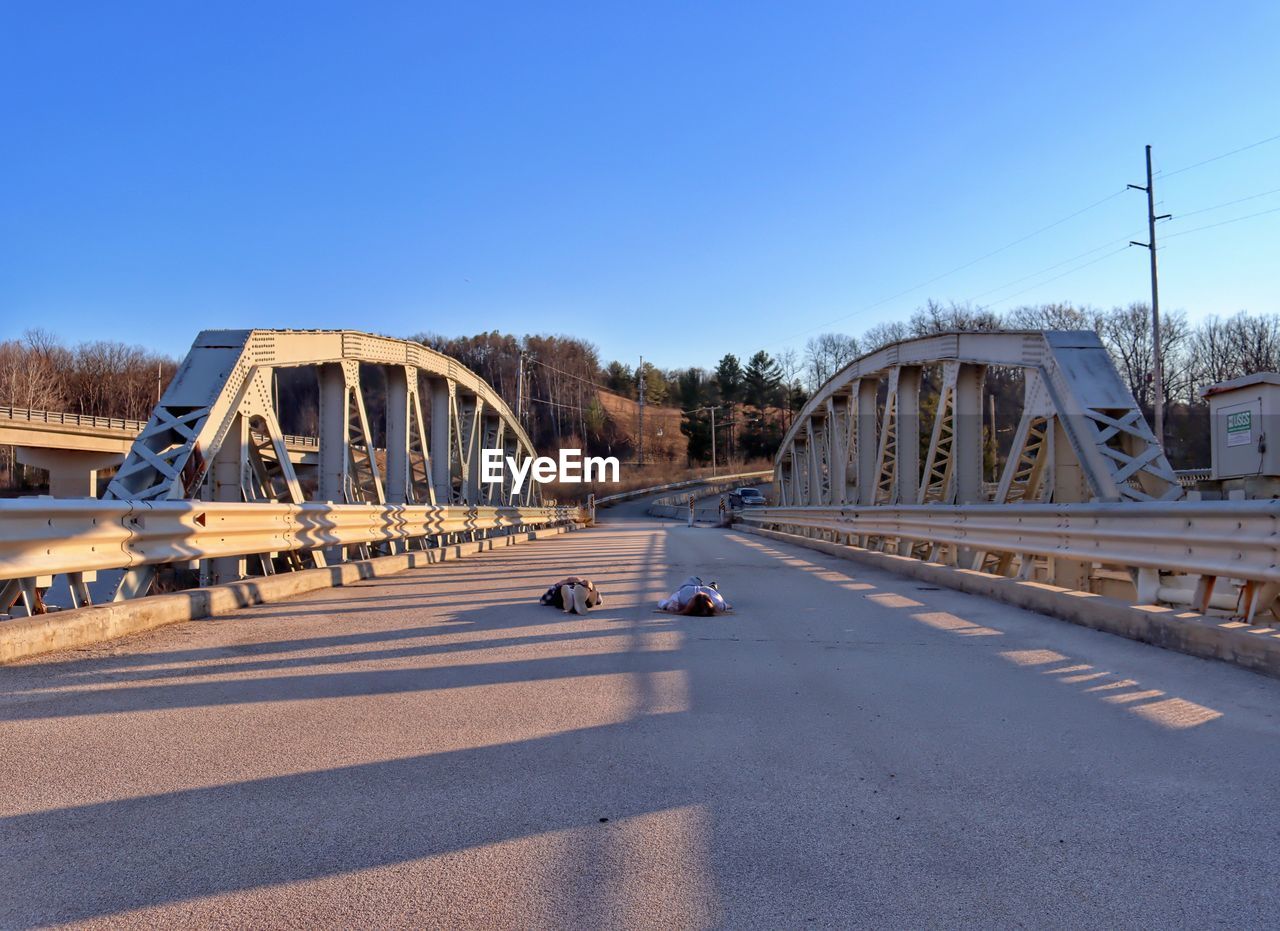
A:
743 350 783 411
603 360 634 398
714 354 743 406
636 361 668 405
714 354 744 458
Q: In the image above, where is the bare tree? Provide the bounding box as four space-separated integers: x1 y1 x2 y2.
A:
860 320 910 352
0 330 69 411
909 300 1001 336
1225 311 1280 377
804 333 861 390
1098 303 1191 409
1005 302 1102 332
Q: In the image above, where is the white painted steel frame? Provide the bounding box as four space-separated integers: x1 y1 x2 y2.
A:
776 330 1181 508
1 330 556 613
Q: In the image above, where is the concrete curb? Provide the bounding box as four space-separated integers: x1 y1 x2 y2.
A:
736 524 1280 679
1 525 574 665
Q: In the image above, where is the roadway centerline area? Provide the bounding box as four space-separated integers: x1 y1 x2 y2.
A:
3 510 1280 927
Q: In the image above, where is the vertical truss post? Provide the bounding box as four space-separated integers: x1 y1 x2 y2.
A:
1050 419 1091 590
856 378 878 506
829 395 849 505
787 441 800 503
953 363 985 505
895 366 921 506
318 363 351 564
318 363 350 505
385 365 413 506
210 413 247 584
806 420 821 506
428 377 454 504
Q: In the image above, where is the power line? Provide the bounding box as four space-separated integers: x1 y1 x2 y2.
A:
1170 186 1280 222
767 129 1280 352
1162 204 1280 240
528 396 593 413
963 233 1140 303
1158 130 1280 180
767 186 1129 348
524 355 606 390
971 186 1280 309
983 246 1132 309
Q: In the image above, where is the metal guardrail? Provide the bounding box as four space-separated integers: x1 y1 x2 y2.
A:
1176 468 1212 487
648 473 772 518
594 470 772 507
737 502 1280 585
0 499 583 581
0 405 320 448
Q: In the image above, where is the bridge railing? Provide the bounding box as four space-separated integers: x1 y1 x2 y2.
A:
0 405 147 434
737 501 1280 621
0 405 321 449
0 499 584 612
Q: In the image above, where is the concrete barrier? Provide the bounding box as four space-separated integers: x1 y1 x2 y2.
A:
737 524 1280 680
1 525 573 665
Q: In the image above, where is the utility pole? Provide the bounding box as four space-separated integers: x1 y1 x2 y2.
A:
1129 144 1172 444
710 406 717 476
516 352 525 425
637 356 645 466
684 404 722 475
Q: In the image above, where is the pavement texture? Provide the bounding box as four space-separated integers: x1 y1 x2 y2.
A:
4 498 1280 929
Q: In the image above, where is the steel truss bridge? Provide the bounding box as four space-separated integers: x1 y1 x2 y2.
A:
0 327 1278 626
0 330 582 614
745 329 1280 622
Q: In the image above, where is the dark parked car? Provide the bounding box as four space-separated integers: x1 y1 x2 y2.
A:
728 487 767 508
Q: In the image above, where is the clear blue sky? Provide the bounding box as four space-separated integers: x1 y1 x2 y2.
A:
2 1 1277 370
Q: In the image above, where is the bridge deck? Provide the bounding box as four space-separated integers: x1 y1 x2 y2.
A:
4 507 1280 927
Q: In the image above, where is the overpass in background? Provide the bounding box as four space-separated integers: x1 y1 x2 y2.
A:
0 405 320 497
3 328 1280 926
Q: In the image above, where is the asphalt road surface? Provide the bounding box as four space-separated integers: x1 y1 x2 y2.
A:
4 498 1280 928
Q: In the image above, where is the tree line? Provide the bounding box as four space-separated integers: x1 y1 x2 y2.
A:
798 299 1280 412
787 300 1280 469
0 329 179 422
4 300 1280 490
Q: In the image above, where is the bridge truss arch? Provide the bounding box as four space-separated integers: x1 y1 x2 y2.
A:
0 328 572 606
109 329 541 509
776 329 1182 509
